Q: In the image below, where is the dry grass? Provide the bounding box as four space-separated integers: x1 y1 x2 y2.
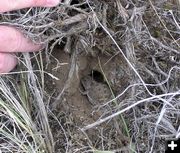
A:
0 0 180 152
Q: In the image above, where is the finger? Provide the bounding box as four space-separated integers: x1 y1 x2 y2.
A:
0 52 17 73
0 26 42 52
0 0 60 12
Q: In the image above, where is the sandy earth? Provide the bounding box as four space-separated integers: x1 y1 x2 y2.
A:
44 45 132 152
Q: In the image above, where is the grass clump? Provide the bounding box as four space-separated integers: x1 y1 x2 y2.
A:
0 0 180 152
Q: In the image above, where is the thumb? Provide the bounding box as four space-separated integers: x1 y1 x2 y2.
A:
0 0 60 13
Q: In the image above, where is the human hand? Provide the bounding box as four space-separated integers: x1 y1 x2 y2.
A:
0 0 60 73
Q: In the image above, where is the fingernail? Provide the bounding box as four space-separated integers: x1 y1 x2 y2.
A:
46 0 60 7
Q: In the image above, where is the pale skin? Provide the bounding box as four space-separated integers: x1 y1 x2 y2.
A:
0 0 60 73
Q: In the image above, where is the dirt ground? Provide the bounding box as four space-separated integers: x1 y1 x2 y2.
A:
44 45 132 152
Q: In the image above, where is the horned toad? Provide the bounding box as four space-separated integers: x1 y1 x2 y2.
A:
80 75 112 105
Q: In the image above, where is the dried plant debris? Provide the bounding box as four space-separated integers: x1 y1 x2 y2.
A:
0 0 180 153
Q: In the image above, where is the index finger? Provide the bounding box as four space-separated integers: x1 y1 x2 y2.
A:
0 0 60 13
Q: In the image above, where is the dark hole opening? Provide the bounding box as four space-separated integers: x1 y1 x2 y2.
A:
70 0 89 9
90 70 104 83
70 0 79 5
